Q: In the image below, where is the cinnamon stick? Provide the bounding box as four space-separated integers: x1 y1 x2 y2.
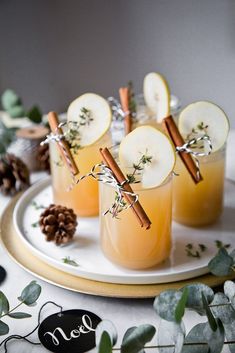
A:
48 111 79 176
162 116 202 183
119 87 132 135
100 147 151 229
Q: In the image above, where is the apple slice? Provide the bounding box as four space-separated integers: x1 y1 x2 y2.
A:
119 126 176 188
178 101 230 152
67 93 111 146
143 72 170 122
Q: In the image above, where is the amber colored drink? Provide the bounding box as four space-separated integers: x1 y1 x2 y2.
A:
173 147 226 226
99 177 173 270
50 132 111 216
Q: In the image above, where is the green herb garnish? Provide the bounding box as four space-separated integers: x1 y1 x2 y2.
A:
185 243 207 258
126 152 152 184
62 256 79 267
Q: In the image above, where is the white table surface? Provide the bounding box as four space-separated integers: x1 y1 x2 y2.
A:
0 131 234 353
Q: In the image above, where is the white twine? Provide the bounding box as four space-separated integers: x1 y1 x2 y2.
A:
70 163 139 218
40 122 80 177
175 134 213 180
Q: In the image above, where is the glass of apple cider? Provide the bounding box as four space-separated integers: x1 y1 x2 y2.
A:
99 176 173 270
50 132 111 216
49 93 112 217
173 146 226 226
98 125 176 270
172 100 229 227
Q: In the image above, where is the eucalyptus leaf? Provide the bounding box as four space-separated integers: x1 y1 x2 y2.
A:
157 319 185 353
224 280 235 301
0 320 9 335
208 248 234 276
210 293 235 353
7 105 25 118
26 105 42 123
1 89 21 110
181 283 214 315
98 331 112 353
121 324 156 353
0 142 6 154
96 320 118 347
121 327 145 353
175 287 188 323
154 290 182 321
203 320 224 353
8 312 31 319
18 281 41 305
201 292 217 331
229 249 235 262
182 323 208 353
0 291 10 316
0 122 16 150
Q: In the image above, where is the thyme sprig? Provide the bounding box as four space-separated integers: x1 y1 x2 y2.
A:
127 80 137 116
31 201 46 210
186 121 209 142
106 153 152 219
31 221 39 228
62 256 79 267
63 107 93 154
215 240 231 249
185 243 207 258
79 107 93 126
106 192 128 219
126 152 153 184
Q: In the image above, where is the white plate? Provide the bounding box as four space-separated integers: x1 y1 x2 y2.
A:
13 177 235 285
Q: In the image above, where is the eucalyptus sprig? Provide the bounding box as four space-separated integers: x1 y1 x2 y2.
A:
96 281 235 353
209 247 235 276
1 89 42 123
0 121 16 154
0 281 41 336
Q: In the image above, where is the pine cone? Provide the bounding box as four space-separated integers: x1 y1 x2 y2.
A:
0 153 30 196
37 143 50 173
39 204 77 245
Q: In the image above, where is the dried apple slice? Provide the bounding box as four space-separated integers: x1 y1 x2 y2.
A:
67 93 111 146
119 126 176 188
178 101 230 152
143 72 170 122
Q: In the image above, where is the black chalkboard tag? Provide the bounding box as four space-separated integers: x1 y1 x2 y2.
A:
0 266 6 285
38 309 101 353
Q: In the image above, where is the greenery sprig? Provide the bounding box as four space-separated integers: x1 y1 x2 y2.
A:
126 152 152 184
106 152 152 218
62 256 79 267
0 121 16 154
63 107 93 155
186 121 209 143
1 89 42 123
96 280 235 353
0 281 41 336
127 81 137 116
31 201 46 210
79 107 93 126
185 243 207 258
